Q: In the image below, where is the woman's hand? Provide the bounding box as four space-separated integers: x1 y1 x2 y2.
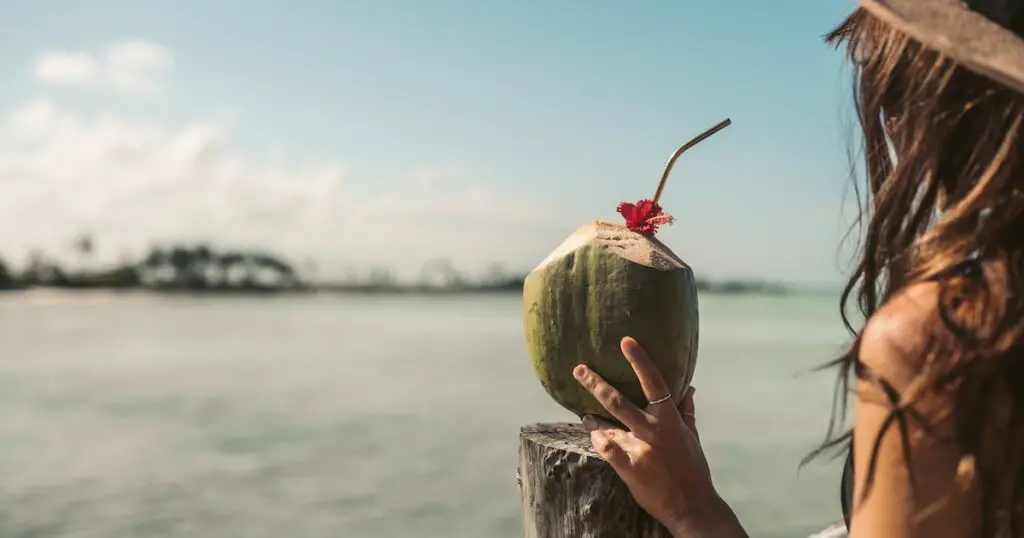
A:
573 337 747 538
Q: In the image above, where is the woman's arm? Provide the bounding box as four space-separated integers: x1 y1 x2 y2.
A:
664 495 747 538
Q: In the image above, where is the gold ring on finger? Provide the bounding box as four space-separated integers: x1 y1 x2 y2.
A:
647 394 672 406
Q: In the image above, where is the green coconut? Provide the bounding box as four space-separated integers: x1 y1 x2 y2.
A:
522 220 699 420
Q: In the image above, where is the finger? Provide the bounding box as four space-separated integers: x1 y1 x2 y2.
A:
582 417 644 451
677 386 695 415
678 386 699 440
620 337 672 409
574 364 649 432
582 414 620 433
593 426 653 467
590 430 630 469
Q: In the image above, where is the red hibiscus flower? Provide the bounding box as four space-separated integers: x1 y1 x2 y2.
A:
616 199 674 235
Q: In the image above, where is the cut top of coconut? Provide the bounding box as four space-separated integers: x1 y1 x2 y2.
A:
531 220 689 272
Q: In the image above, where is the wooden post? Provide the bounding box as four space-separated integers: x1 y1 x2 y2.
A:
518 423 673 538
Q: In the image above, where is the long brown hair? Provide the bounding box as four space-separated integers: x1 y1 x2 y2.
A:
813 7 1024 536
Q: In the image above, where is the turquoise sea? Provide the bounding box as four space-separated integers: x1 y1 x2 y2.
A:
0 291 851 538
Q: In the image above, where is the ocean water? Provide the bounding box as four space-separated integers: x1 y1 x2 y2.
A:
0 291 852 538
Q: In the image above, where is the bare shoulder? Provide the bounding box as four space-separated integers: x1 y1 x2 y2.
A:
858 281 942 387
849 281 978 538
859 258 1001 386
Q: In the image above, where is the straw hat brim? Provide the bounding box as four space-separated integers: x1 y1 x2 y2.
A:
861 0 1024 94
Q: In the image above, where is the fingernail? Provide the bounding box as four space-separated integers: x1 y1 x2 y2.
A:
573 365 588 380
581 415 598 431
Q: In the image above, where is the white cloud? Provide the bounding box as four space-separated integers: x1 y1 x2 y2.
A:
0 97 566 280
4 40 571 280
101 40 173 94
32 40 173 95
32 52 98 87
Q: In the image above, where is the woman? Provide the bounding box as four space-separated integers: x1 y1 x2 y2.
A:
574 1 1024 537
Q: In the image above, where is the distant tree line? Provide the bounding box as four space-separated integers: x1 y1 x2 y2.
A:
0 258 14 290
0 241 304 294
0 236 787 296
0 237 527 295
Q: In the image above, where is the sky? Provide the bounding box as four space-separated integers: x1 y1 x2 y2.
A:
0 0 865 285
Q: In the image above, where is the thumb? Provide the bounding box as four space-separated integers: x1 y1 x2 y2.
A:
678 386 699 440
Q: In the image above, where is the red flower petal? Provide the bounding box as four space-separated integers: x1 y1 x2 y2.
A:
616 199 674 235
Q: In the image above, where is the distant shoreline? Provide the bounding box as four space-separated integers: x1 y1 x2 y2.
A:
0 240 825 299
0 280 809 298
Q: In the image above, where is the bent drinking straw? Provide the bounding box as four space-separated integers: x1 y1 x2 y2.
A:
652 118 732 205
